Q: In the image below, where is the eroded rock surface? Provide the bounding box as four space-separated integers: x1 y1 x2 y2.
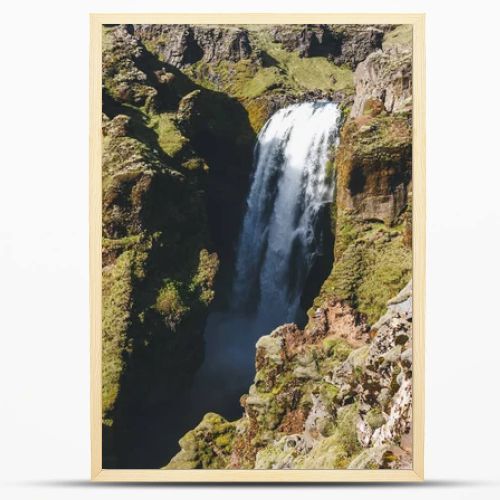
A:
133 25 252 67
350 47 412 118
166 283 413 470
270 25 386 69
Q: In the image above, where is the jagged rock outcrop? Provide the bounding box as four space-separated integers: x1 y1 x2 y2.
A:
102 25 156 107
271 24 386 69
101 104 220 460
166 282 413 470
133 24 252 67
334 111 412 224
350 47 412 118
133 24 383 71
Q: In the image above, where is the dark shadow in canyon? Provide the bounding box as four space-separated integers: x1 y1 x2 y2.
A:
102 42 257 468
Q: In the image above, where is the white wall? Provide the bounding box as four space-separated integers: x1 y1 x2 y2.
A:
1 1 499 498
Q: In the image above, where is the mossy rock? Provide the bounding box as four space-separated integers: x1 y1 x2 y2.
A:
318 210 412 324
365 407 385 430
322 338 352 361
155 280 189 329
165 413 236 469
102 248 147 419
147 112 189 158
190 249 219 306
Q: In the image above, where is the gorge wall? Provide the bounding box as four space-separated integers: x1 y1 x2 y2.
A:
101 23 413 469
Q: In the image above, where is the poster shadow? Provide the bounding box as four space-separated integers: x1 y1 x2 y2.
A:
19 479 498 489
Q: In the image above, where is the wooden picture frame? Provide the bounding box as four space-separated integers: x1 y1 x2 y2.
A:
90 12 425 482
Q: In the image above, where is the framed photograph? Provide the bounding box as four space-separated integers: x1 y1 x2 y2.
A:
90 13 425 482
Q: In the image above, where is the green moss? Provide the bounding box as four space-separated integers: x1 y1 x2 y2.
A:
249 389 286 430
333 211 361 260
189 249 219 305
319 382 340 405
382 25 413 50
102 234 143 253
155 280 189 330
102 248 146 418
165 413 236 469
325 158 335 183
331 403 361 463
365 407 385 430
182 157 208 172
216 59 284 99
245 98 271 133
271 50 353 92
148 112 189 158
356 237 412 321
293 403 361 469
322 338 352 361
153 249 219 331
214 434 232 449
317 209 412 324
250 31 354 93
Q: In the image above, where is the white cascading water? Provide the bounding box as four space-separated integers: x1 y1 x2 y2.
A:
186 101 342 422
232 100 342 324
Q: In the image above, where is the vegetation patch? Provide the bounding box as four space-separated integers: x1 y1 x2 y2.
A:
316 210 412 324
165 413 237 469
382 24 413 50
102 249 146 419
147 112 189 158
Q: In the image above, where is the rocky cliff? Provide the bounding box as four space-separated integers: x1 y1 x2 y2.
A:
163 23 414 470
167 282 412 469
101 22 414 469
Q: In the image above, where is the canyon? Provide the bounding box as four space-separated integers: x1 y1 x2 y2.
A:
101 23 413 469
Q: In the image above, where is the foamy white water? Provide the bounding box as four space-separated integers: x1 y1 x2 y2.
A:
232 101 342 324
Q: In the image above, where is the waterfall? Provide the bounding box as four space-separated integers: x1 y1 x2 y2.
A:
232 101 342 325
178 100 342 426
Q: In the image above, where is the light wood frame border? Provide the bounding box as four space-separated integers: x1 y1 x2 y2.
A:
90 12 425 483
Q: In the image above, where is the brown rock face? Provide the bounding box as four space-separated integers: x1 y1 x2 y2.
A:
335 113 412 224
271 25 342 58
333 43 412 225
307 300 371 348
350 48 412 118
271 24 385 69
333 26 385 68
322 29 414 225
102 26 158 107
131 24 384 72
132 24 252 67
